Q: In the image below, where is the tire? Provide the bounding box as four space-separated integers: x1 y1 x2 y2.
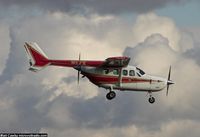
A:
109 91 116 98
148 97 155 104
106 91 116 100
106 93 112 100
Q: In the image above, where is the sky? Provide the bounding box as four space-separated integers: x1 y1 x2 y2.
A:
0 0 200 137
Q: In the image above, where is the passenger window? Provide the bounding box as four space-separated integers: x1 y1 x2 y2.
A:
129 70 135 76
123 70 128 76
113 69 119 75
104 69 109 74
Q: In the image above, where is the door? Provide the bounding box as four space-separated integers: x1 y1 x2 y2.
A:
121 68 137 90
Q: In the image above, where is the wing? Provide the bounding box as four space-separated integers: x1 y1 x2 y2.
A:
24 42 130 72
101 56 130 68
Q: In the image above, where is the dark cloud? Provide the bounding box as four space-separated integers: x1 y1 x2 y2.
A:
0 0 191 14
181 28 200 65
0 27 27 84
0 75 51 132
67 92 166 130
184 47 200 65
62 76 77 84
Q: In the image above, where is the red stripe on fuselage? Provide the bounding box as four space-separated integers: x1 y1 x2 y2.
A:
49 60 104 67
82 72 156 85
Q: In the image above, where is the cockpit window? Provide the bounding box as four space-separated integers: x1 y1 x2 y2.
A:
136 67 145 75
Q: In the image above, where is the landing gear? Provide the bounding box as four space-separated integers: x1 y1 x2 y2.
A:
148 97 155 104
106 91 116 100
148 92 155 104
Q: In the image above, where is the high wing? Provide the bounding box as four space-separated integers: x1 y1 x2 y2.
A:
24 42 130 72
101 56 130 68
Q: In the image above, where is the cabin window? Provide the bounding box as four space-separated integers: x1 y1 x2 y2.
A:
113 69 119 75
123 70 128 76
129 70 135 76
103 69 109 74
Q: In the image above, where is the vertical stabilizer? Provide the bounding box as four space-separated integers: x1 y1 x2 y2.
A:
24 42 49 72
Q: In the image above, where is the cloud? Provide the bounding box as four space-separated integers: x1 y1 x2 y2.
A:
182 28 200 65
131 13 182 51
41 120 200 137
123 17 200 135
124 31 200 106
124 33 177 74
0 6 200 137
0 73 51 131
0 12 127 84
0 23 10 76
0 0 190 15
0 12 137 132
155 120 200 137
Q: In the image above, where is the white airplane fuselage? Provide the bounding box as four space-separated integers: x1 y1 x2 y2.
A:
24 42 174 103
80 65 167 92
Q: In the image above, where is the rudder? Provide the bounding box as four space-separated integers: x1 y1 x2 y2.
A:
24 42 50 72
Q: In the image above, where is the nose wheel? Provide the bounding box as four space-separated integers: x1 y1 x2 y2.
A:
106 91 116 100
148 96 155 104
148 92 155 104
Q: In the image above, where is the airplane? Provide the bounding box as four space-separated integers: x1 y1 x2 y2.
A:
24 42 174 104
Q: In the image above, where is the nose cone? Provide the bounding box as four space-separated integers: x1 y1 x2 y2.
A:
167 80 175 85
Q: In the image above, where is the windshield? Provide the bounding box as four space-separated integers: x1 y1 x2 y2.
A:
136 67 145 75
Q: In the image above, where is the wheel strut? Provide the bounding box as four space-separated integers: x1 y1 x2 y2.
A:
106 87 116 100
148 91 155 104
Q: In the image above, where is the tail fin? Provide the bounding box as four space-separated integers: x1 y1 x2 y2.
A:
24 42 50 72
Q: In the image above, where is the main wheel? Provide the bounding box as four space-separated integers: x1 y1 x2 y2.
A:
148 97 155 104
106 91 116 100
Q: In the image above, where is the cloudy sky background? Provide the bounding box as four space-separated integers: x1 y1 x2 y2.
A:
0 0 200 136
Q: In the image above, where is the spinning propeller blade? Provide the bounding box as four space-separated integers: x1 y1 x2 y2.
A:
166 66 174 96
78 70 80 84
77 53 81 84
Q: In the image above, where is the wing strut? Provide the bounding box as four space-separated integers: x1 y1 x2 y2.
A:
118 68 122 87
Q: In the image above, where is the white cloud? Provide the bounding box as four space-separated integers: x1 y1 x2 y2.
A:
124 34 177 75
124 28 200 108
131 13 182 51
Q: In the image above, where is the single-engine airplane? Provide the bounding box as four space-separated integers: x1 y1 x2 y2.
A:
24 42 174 103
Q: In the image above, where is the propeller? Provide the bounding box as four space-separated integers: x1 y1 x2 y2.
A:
77 53 81 84
166 66 175 96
